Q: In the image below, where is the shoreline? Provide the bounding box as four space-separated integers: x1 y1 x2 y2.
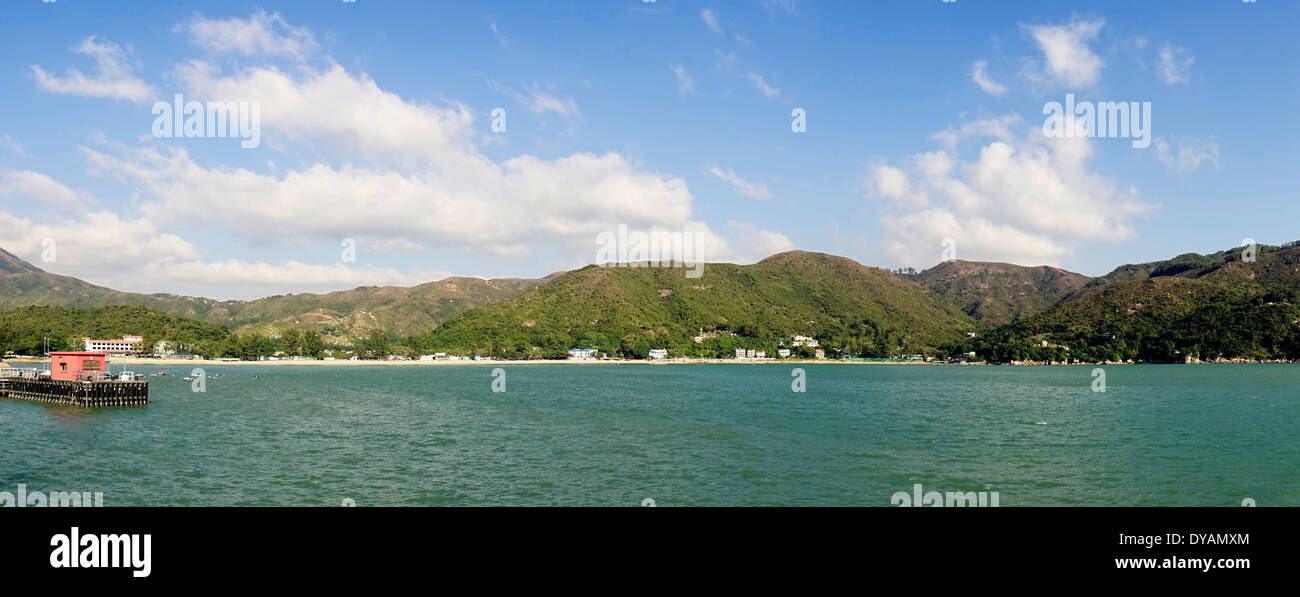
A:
3 357 1294 367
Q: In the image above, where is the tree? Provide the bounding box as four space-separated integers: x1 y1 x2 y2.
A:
301 330 325 358
362 330 391 359
280 328 301 356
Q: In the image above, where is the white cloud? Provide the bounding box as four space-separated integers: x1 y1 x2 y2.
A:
725 221 795 262
758 0 797 17
707 166 770 199
747 72 780 98
489 21 508 48
670 64 695 94
1024 18 1105 88
30 36 153 103
971 60 1008 96
0 170 92 208
701 9 723 34
0 209 449 297
177 10 318 60
1154 136 1220 173
714 50 738 70
2 134 26 157
1157 45 1194 84
5 12 795 296
521 84 582 121
930 114 1019 150
176 60 476 164
867 117 1155 268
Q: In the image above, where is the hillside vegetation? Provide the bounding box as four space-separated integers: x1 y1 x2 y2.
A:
0 247 541 342
911 260 1091 325
414 251 975 359
950 243 1300 362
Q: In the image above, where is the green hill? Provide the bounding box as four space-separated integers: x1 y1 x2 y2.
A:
0 247 543 343
958 242 1300 363
415 251 975 359
0 305 230 356
912 260 1091 325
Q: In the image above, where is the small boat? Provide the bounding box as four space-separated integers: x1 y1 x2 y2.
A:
182 376 193 382
156 372 166 376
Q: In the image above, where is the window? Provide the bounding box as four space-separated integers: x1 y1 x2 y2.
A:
60 363 67 371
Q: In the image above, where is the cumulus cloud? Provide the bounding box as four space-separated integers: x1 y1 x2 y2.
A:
707 166 770 199
725 221 795 263
176 10 318 60
30 36 153 102
176 60 476 164
971 60 1008 96
866 116 1155 269
1157 45 1194 84
1023 18 1105 88
0 170 93 208
6 12 793 297
0 210 449 297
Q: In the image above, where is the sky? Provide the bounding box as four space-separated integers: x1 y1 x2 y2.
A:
0 0 1296 299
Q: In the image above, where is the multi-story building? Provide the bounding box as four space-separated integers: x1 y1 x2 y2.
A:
81 335 144 356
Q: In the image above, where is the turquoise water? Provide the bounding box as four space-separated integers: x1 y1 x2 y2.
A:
1 363 1296 506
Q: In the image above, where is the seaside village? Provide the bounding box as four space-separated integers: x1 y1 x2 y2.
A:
0 331 957 365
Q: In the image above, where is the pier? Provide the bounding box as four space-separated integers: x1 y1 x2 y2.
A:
0 351 149 407
0 376 149 407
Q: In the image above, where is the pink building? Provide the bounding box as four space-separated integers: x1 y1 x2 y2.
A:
49 352 108 381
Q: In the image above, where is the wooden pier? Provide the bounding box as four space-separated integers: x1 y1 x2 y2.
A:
0 377 149 407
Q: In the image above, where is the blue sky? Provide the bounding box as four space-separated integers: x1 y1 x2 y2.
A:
0 0 1296 299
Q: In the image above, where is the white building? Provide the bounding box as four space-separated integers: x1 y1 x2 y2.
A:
568 348 598 360
814 349 826 359
755 350 766 359
82 335 144 355
735 348 746 358
777 348 791 358
792 335 819 348
648 349 668 359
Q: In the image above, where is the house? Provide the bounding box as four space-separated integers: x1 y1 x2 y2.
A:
648 349 668 359
814 349 825 359
745 349 755 358
568 348 598 360
48 352 108 381
792 335 819 348
735 348 746 358
755 351 766 359
777 348 791 358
